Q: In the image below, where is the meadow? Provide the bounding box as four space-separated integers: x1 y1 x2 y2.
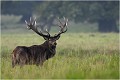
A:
1 32 119 79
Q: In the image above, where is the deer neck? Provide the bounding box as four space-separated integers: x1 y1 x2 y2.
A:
41 41 56 53
43 41 56 59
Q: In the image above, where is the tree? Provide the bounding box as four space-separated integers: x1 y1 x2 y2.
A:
88 1 119 32
2 1 119 32
1 1 40 22
34 1 119 32
34 1 63 31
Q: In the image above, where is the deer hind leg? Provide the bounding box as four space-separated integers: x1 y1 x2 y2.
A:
12 59 16 68
12 54 17 68
19 58 26 68
19 55 27 68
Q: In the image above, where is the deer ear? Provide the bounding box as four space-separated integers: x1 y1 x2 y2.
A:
55 35 60 40
43 37 49 40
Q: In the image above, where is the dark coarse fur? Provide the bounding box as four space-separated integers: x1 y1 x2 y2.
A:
12 41 56 68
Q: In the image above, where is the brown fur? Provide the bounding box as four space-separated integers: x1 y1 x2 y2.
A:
12 40 56 68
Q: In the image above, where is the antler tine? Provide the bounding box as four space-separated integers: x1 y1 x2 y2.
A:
57 17 64 27
45 28 50 37
32 17 36 26
25 20 31 30
60 17 68 32
63 16 65 21
30 17 32 23
32 17 37 31
53 17 68 38
25 17 51 38
56 18 62 28
63 17 68 27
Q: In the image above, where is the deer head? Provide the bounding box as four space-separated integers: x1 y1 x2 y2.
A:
25 17 68 48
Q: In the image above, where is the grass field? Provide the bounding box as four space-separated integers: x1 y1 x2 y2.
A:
1 33 119 79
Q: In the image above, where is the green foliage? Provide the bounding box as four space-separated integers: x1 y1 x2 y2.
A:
34 1 119 22
1 33 119 79
1 1 119 32
89 1 119 21
2 1 119 22
34 1 119 32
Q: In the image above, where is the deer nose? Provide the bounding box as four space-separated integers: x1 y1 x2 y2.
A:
54 42 57 45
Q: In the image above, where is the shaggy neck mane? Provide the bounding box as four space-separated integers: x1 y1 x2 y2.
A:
41 41 56 59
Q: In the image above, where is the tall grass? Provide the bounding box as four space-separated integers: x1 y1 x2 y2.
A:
1 33 119 79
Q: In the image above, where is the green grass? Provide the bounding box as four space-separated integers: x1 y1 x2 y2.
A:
1 33 119 79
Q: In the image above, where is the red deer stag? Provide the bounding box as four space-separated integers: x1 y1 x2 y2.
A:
12 17 68 68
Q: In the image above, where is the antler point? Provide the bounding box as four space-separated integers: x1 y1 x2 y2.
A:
46 29 48 31
25 20 27 23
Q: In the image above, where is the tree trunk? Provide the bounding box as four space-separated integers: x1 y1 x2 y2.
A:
98 18 118 32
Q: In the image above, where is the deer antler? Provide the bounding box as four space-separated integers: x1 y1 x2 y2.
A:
25 17 50 38
53 17 68 38
25 17 68 40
